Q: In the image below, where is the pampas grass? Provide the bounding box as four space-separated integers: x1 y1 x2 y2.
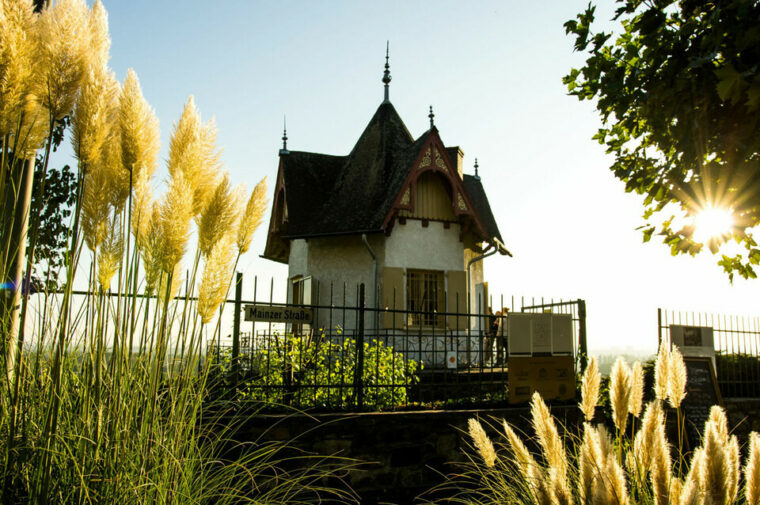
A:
0 0 35 136
237 177 268 254
34 0 90 121
654 340 670 401
444 344 760 505
530 392 567 477
198 235 235 324
610 357 633 435
746 433 760 505
156 170 193 272
168 96 221 218
198 173 244 257
119 68 159 179
96 214 123 291
667 346 687 409
88 0 110 68
580 356 601 422
629 361 644 419
468 418 497 468
1 2 353 503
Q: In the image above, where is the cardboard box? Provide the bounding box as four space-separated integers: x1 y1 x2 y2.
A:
508 356 575 404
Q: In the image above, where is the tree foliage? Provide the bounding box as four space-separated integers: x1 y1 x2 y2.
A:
29 117 77 289
564 0 760 280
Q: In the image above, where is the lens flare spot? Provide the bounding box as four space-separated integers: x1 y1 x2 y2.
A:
693 207 734 243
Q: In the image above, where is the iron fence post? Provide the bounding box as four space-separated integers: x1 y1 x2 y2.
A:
355 283 366 409
232 271 242 387
578 299 588 372
657 307 662 347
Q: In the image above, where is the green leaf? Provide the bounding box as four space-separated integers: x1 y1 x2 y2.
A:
715 64 747 104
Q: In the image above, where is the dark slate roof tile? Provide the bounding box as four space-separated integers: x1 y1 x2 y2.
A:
280 151 345 237
283 102 418 237
463 174 503 244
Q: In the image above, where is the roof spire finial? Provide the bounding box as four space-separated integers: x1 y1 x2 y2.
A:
382 41 391 103
474 158 480 180
428 105 435 129
280 116 289 155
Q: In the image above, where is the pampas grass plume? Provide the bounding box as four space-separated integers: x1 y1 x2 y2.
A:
502 420 537 477
168 96 220 217
595 424 615 463
72 65 117 168
197 235 235 324
650 417 671 505
503 419 554 505
158 171 193 272
727 434 740 504
467 418 496 468
97 214 123 291
168 96 202 181
504 418 558 505
34 0 91 121
654 339 671 401
236 177 268 254
595 459 629 505
198 173 243 257
629 361 644 417
530 392 566 477
119 68 160 178
580 356 600 422
131 168 152 249
81 162 111 251
634 400 662 471
746 432 760 505
680 448 705 505
609 357 632 433
579 424 596 504
88 0 110 68
708 405 728 442
703 417 729 505
0 0 35 136
141 204 162 294
667 346 687 408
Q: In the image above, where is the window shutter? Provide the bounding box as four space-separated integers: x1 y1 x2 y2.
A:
446 270 467 330
302 276 312 305
381 267 404 329
302 276 313 332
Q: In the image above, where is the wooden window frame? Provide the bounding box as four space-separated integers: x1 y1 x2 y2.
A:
406 269 445 329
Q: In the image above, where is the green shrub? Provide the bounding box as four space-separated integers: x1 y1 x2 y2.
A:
212 334 420 410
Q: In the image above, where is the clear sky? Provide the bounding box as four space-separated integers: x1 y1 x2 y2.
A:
53 0 759 355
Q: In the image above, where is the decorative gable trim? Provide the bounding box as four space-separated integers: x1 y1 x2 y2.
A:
263 157 290 263
383 129 489 241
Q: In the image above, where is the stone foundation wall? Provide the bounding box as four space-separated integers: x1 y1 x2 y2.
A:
232 398 760 504
724 398 760 442
235 405 578 505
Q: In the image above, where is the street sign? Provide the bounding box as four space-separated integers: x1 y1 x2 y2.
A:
243 304 313 324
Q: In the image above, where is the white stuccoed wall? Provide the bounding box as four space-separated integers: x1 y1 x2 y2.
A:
306 234 385 308
384 220 463 271
285 222 488 338
287 239 309 303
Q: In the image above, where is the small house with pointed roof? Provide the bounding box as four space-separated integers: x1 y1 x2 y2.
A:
263 55 509 341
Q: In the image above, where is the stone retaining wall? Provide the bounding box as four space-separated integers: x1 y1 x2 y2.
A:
232 398 760 504
236 405 578 505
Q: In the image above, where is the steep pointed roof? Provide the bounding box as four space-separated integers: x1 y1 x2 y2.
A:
263 100 507 262
463 174 503 244
283 102 421 237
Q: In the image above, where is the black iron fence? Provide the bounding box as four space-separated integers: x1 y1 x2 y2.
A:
207 274 588 411
658 308 760 398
